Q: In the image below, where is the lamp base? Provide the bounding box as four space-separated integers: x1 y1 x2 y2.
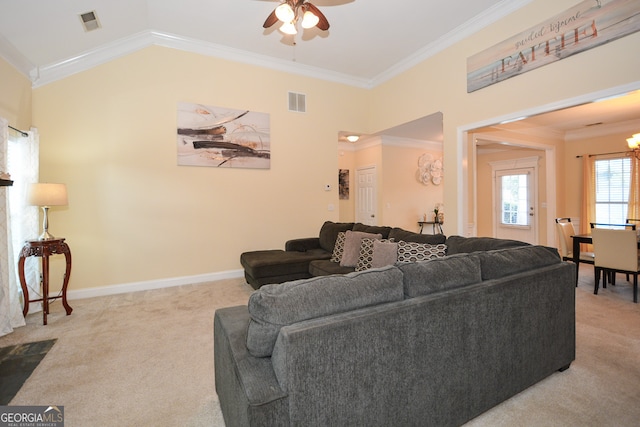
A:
38 230 57 241
37 206 58 240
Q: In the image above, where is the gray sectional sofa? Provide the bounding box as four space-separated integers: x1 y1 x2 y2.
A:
240 221 448 289
215 238 576 427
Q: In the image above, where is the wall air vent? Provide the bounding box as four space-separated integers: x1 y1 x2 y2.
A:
79 10 101 32
288 92 306 113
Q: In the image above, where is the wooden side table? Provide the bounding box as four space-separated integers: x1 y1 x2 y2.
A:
18 238 73 325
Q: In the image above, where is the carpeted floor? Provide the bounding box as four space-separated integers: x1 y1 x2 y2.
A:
0 265 638 426
0 339 56 405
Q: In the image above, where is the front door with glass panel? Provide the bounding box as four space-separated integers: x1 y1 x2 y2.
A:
494 168 537 244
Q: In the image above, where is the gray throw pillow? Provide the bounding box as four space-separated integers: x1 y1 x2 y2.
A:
371 240 398 268
355 238 396 271
340 230 382 267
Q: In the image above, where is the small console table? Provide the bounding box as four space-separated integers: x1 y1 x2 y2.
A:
18 238 73 325
418 221 444 235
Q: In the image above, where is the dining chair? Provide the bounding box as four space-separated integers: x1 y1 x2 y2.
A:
555 218 593 285
589 222 636 230
626 218 640 227
590 222 637 286
590 227 639 303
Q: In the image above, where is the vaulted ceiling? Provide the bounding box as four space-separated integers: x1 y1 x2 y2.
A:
0 0 527 88
0 0 638 142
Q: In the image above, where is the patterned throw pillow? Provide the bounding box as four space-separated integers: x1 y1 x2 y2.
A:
396 241 447 263
331 232 347 262
356 238 396 271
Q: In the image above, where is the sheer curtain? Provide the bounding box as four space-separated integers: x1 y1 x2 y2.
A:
580 155 596 251
0 118 39 337
627 156 640 220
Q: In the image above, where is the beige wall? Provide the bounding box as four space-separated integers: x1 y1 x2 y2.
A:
31 46 369 290
2 0 639 292
369 0 640 241
337 139 443 231
381 143 443 232
0 57 31 130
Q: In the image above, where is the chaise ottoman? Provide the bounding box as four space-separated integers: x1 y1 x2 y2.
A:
240 249 331 289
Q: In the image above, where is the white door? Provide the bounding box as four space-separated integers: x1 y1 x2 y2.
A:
494 168 537 244
356 166 377 225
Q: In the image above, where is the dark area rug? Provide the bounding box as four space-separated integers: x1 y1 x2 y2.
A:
0 339 57 405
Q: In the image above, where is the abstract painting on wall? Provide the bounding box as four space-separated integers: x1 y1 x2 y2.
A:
339 169 349 200
177 102 270 168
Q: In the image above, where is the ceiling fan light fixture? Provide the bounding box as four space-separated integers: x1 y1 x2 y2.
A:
301 11 320 29
279 21 298 35
275 3 295 23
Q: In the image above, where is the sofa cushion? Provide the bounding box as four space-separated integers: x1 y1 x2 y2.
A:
340 230 383 267
445 235 529 255
318 221 354 253
388 227 446 244
352 223 392 239
396 241 447 263
355 238 396 271
246 265 404 357
309 259 355 276
476 245 561 280
398 253 482 297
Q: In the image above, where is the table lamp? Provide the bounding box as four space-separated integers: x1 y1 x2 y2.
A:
27 183 68 240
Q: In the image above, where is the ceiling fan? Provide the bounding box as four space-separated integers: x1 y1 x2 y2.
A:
263 1 330 35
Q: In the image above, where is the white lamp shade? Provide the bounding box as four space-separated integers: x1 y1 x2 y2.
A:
275 3 295 22
301 11 319 29
27 183 68 207
279 21 297 35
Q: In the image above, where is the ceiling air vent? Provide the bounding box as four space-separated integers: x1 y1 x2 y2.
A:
79 10 101 32
288 92 306 113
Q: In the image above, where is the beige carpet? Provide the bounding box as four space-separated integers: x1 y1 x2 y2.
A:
0 265 638 426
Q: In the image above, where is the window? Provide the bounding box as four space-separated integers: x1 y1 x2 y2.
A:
594 157 631 224
500 174 529 226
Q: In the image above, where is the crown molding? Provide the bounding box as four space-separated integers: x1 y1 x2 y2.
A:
30 30 372 89
370 0 533 87
380 135 443 151
4 0 532 89
483 123 566 141
339 135 442 152
565 118 640 141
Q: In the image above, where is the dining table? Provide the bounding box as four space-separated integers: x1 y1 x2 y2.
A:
571 234 593 266
571 232 640 265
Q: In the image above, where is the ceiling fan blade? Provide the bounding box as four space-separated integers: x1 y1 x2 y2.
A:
305 3 330 30
263 9 279 28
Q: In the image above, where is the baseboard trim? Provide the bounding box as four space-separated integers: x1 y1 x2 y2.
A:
65 269 245 300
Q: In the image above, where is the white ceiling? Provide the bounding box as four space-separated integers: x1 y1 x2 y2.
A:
0 0 638 142
0 0 529 88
